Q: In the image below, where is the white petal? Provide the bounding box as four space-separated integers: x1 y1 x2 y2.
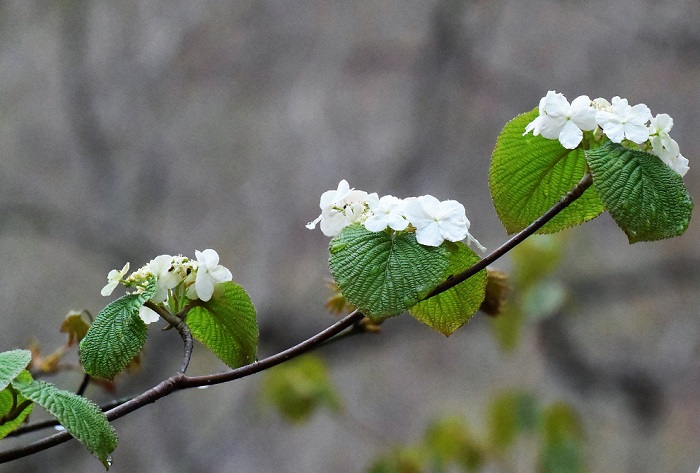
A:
542 91 569 117
414 223 444 246
306 214 323 229
195 273 215 302
558 121 583 149
438 219 468 242
138 306 161 325
627 104 652 125
623 123 650 144
101 281 118 297
364 215 389 232
538 116 567 140
601 122 625 143
208 265 232 284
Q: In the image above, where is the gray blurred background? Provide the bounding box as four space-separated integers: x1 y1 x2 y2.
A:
1 0 699 471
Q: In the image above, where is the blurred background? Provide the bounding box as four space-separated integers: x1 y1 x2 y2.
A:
1 0 699 471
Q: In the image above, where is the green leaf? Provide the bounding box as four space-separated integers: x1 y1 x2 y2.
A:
186 281 258 369
329 224 449 321
585 142 693 243
490 108 604 234
79 281 156 380
487 391 539 451
408 242 487 335
261 354 341 423
0 371 34 440
11 377 117 469
0 349 31 392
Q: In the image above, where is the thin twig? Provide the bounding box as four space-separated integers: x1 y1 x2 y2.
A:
0 310 364 463
145 301 194 373
424 172 593 300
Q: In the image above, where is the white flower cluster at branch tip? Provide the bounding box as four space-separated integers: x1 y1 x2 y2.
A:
100 249 232 324
306 180 486 251
524 90 689 176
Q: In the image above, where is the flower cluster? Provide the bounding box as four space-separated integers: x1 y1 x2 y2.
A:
306 180 486 251
524 91 689 176
101 249 232 324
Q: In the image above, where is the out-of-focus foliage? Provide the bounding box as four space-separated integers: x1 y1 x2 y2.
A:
261 354 341 423
489 234 567 351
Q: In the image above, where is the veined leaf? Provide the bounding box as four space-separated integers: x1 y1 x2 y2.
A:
0 371 34 440
329 224 449 321
186 282 258 369
11 377 117 469
0 349 31 391
409 242 487 335
585 142 693 242
490 108 604 234
79 281 156 380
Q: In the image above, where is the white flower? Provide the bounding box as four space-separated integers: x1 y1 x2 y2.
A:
364 194 409 232
648 113 679 157
595 96 652 144
138 305 161 325
306 179 369 237
148 255 184 303
404 195 485 251
187 249 232 302
524 91 597 149
101 262 130 297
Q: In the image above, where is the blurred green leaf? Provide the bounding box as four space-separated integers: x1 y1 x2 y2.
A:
12 377 118 469
79 280 156 380
487 391 539 451
522 280 567 321
0 349 31 391
329 224 449 321
424 416 484 472
262 355 341 424
367 446 426 473
409 242 487 336
586 142 692 243
186 281 258 369
538 402 585 473
490 109 604 235
488 306 524 353
511 235 565 290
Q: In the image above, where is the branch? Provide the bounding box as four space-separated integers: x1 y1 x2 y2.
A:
424 172 593 300
0 310 365 463
145 301 194 374
0 173 593 464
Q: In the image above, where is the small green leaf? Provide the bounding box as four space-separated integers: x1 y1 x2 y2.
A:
11 377 117 469
585 142 693 243
0 371 34 440
490 108 604 234
79 281 156 380
329 224 449 321
487 391 539 451
186 281 258 369
408 242 487 335
0 349 31 392
261 355 341 423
